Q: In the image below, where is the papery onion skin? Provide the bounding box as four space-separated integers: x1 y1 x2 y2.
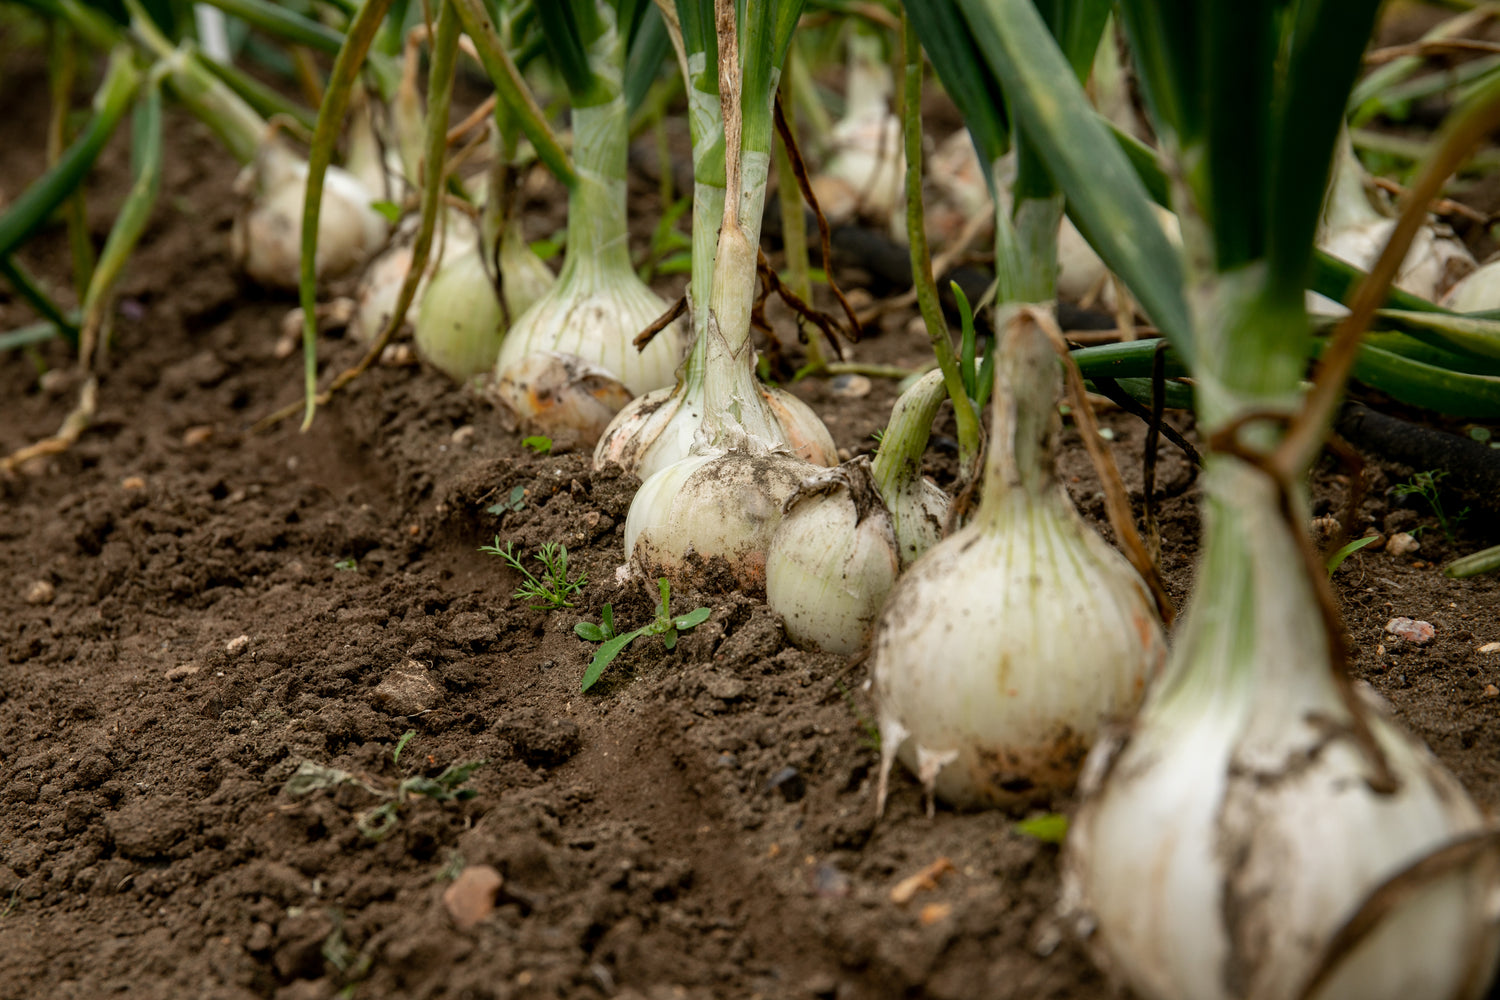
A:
626 449 814 596
766 460 902 655
494 351 633 450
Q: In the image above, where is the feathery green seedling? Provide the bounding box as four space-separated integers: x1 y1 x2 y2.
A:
1391 470 1469 543
574 578 711 692
481 539 587 609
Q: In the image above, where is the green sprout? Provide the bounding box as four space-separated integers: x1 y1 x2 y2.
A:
1391 470 1469 543
481 538 587 609
522 435 553 455
574 578 712 692
1326 535 1380 578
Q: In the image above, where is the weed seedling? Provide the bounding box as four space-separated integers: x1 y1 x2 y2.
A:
333 557 358 571
480 538 587 609
1325 534 1380 577
522 435 553 455
486 484 527 516
574 578 712 692
1391 470 1469 543
283 735 486 843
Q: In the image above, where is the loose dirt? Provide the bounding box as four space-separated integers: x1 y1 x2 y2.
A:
2 53 1498 1000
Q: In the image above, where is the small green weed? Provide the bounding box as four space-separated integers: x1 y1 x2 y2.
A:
522 435 553 455
333 558 358 571
283 736 486 843
1391 470 1469 543
1325 534 1380 577
574 578 711 692
480 538 587 609
486 484 527 516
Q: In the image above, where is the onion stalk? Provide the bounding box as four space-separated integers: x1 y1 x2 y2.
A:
871 312 1165 811
766 368 950 655
593 3 836 479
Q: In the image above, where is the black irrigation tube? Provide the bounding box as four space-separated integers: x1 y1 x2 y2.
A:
1336 402 1500 508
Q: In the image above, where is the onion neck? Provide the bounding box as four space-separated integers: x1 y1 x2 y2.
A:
557 95 635 289
978 311 1062 527
701 149 775 445
870 368 947 507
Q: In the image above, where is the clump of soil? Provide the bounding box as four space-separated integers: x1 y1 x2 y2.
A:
2 55 1499 1000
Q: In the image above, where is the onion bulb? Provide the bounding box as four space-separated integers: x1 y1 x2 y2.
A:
1440 255 1500 312
494 351 633 450
350 210 477 344
230 132 389 290
413 218 556 382
1314 131 1473 311
494 96 687 401
1062 457 1500 1000
871 311 1166 812
766 369 951 654
625 441 815 596
810 28 904 229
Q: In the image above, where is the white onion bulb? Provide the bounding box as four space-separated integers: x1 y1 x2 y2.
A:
493 98 687 399
766 369 952 654
1062 459 1500 1000
230 134 389 291
1313 131 1473 313
626 444 815 596
872 312 1166 811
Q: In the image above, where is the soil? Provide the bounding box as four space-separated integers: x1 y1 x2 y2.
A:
3 46 1500 1000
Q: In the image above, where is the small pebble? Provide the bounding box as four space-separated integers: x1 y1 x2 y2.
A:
121 476 146 491
830 374 872 399
1485 685 1499 699
1387 532 1420 557
164 664 200 681
1479 642 1500 655
442 865 503 930
225 635 250 656
919 902 954 926
24 580 54 605
1385 617 1435 645
182 425 214 447
450 426 476 447
380 344 417 366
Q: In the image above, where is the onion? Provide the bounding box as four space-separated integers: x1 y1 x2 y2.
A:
1441 256 1500 312
414 217 556 382
230 133 389 291
494 350 633 450
810 28 904 229
494 96 687 400
625 442 814 596
1313 132 1473 311
766 369 950 654
1062 458 1500 1000
871 311 1166 811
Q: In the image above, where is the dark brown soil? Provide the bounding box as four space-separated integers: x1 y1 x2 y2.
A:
3 49 1499 1000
